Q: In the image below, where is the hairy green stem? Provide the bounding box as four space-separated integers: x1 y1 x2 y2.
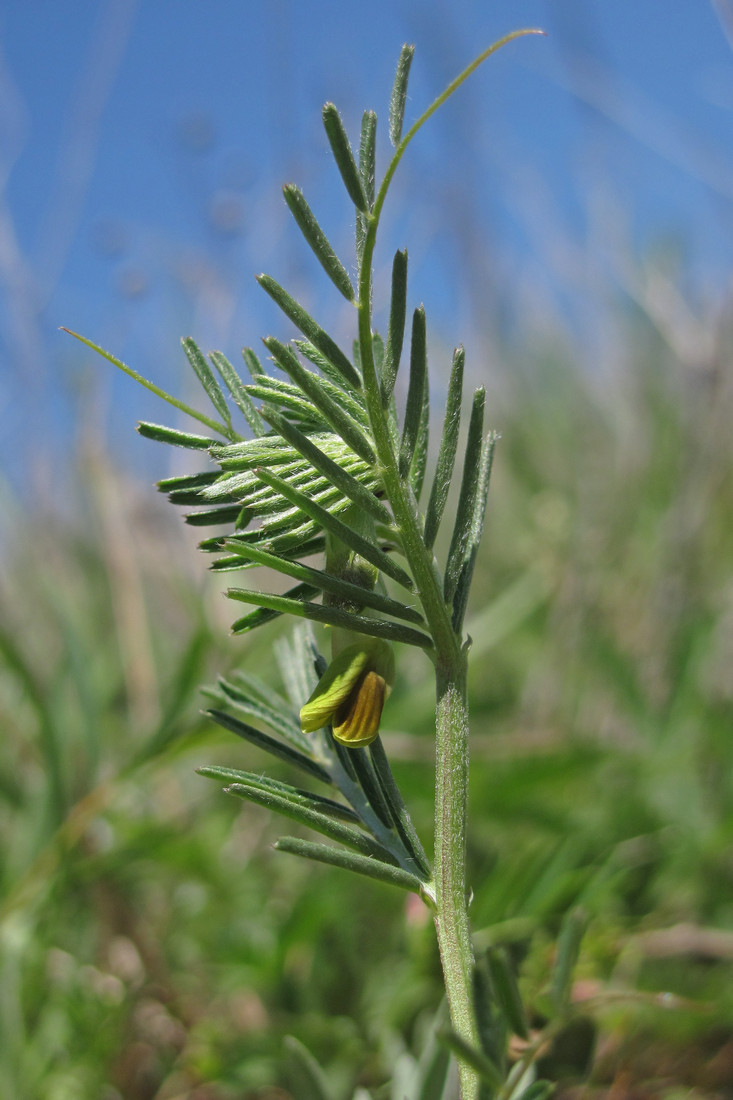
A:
434 656 478 1100
358 226 478 1097
350 38 547 1092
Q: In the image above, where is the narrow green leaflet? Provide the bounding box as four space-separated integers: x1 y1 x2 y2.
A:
184 505 244 528
253 467 416 591
443 387 485 604
263 338 375 463
257 273 361 389
209 349 266 436
332 736 357 781
242 345 266 377
283 184 355 301
322 102 369 213
349 748 393 828
389 44 415 146
61 327 230 437
197 765 360 823
137 422 218 450
261 407 391 525
181 337 234 435
381 250 408 404
230 582 321 633
222 667 299 721
209 434 300 470
246 377 326 430
274 836 424 893
357 109 377 267
159 470 218 501
410 347 430 501
450 431 496 633
275 623 321 711
292 368 370 428
359 109 377 207
223 540 424 625
424 346 464 549
296 340 361 396
369 738 431 878
216 676 303 743
226 587 432 648
399 307 427 477
207 707 332 783
226 782 398 862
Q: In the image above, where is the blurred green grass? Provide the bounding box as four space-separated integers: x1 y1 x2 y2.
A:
1 308 732 1098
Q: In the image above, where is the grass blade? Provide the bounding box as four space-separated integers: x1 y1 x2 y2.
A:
257 273 361 389
473 953 505 1070
485 946 529 1041
436 1028 503 1090
550 907 588 1013
322 102 368 213
424 346 464 549
389 44 415 146
283 1036 334 1100
0 620 66 826
283 184 355 301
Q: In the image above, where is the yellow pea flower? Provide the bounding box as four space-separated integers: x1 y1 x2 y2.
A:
300 638 395 747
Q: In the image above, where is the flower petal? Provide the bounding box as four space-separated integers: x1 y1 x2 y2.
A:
332 670 386 747
299 642 372 732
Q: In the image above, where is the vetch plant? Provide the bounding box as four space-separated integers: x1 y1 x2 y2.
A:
64 30 591 1099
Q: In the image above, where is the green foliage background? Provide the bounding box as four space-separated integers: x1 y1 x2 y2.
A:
2 286 733 1098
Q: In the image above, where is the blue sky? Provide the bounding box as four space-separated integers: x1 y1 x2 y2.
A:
2 1 733 495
